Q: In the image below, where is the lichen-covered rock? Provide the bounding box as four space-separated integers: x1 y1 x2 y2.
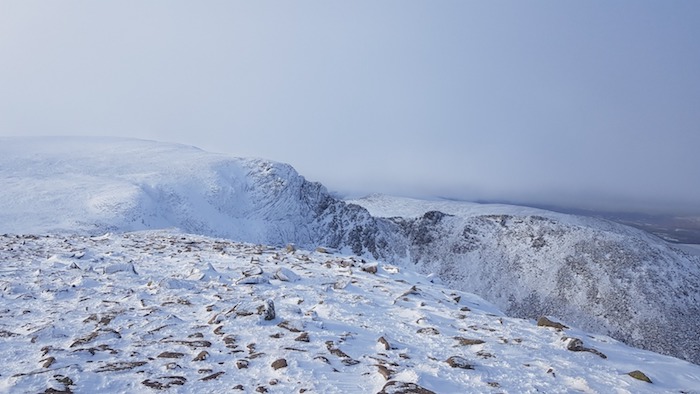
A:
628 370 652 383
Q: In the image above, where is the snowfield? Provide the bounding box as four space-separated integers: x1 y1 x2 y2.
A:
1 136 699 377
1 230 699 393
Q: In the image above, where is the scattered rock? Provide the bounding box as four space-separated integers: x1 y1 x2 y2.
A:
193 351 209 361
628 370 652 383
259 299 276 321
42 356 56 368
446 356 474 369
537 316 568 330
157 352 185 359
563 337 607 359
362 262 378 274
271 358 288 370
454 337 485 346
278 320 302 332
377 381 436 394
54 375 73 387
227 358 246 370
295 332 310 342
141 376 186 390
95 361 147 372
416 327 440 335
242 265 263 277
69 332 98 348
378 336 394 350
200 371 225 381
165 339 212 349
377 364 394 380
42 388 72 394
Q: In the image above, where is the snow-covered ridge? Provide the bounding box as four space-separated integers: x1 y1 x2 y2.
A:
2 137 699 366
0 137 402 259
1 230 699 393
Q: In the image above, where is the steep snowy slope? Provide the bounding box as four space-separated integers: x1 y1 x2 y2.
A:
349 195 700 365
0 137 403 259
1 231 699 393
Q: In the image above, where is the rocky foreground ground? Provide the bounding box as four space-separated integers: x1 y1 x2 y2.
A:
1 231 699 393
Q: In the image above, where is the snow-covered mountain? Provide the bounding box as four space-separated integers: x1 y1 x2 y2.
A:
2 137 699 368
0 137 403 259
349 195 700 365
2 230 699 393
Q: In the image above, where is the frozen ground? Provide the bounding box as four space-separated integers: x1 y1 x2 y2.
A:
1 230 699 393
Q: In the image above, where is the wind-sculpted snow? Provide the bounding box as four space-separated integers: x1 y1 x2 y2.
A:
0 137 403 260
1 231 700 393
351 195 700 365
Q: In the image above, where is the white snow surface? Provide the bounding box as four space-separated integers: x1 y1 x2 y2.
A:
1 230 699 393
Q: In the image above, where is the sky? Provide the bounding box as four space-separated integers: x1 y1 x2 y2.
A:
1 1 699 214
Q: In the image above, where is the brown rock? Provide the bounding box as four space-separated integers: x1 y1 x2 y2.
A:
157 352 185 359
200 371 225 381
445 356 474 369
271 358 288 370
416 327 440 335
294 332 310 342
42 356 56 368
537 316 568 330
454 337 485 346
377 364 393 380
193 351 209 361
236 359 249 369
377 381 436 394
378 336 393 350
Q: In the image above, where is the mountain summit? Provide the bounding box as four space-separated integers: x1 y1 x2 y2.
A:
1 137 699 367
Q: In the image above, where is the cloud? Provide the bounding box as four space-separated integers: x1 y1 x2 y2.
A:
1 1 699 214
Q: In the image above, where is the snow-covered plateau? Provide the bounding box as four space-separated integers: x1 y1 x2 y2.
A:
1 137 699 392
1 231 699 393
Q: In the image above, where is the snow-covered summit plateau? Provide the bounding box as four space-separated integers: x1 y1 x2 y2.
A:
1 137 699 371
1 231 699 393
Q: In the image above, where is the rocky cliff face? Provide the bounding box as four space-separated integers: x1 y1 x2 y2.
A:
372 204 700 365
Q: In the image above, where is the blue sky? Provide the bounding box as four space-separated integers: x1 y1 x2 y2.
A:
1 1 699 213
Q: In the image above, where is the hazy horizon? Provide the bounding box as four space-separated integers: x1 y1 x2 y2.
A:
1 2 699 215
